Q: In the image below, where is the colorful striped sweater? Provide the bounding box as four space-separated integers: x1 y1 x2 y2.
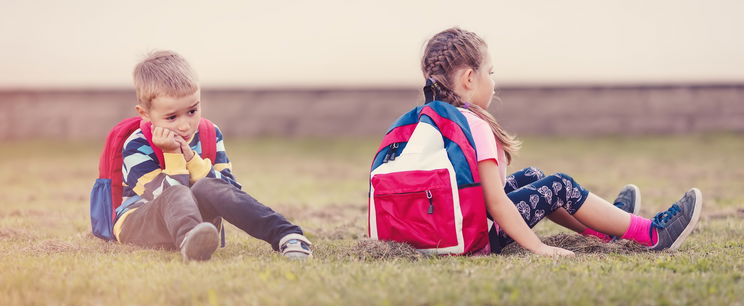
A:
115 123 240 222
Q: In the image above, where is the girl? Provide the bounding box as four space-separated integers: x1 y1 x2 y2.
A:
420 27 702 256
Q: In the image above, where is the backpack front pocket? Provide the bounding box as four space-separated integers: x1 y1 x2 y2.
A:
372 169 457 249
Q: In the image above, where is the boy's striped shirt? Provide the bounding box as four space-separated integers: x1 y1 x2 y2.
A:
117 123 240 221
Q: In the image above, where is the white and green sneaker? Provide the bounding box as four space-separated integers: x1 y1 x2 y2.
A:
279 234 313 260
648 188 703 251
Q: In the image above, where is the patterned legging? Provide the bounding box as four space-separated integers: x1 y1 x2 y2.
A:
489 167 590 253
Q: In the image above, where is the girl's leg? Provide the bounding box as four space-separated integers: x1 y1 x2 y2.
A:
549 186 643 241
491 172 592 252
573 193 631 236
503 167 545 193
535 174 657 247
505 167 592 234
497 171 700 251
546 208 589 233
570 190 707 250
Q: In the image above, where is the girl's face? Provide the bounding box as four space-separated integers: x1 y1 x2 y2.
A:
469 52 496 109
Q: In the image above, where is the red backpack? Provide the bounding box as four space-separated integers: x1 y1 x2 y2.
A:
368 101 489 255
90 117 217 241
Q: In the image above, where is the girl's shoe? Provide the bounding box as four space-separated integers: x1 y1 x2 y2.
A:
279 234 313 260
648 188 703 251
610 184 642 241
614 184 642 215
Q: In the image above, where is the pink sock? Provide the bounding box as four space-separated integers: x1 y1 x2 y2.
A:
620 214 659 246
581 228 612 242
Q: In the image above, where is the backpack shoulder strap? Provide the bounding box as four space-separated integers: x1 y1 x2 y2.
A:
99 117 140 178
198 118 218 165
98 116 142 213
418 103 480 183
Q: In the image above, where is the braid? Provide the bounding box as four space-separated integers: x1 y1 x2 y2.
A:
421 27 521 164
422 32 469 106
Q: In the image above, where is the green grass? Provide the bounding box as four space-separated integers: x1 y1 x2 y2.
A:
1 133 743 305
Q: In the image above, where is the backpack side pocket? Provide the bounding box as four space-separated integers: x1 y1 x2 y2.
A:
90 178 114 241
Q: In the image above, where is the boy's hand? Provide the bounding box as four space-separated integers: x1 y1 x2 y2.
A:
175 136 195 162
151 126 181 153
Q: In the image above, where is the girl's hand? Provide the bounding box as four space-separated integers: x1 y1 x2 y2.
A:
152 126 180 153
531 243 575 257
175 136 195 162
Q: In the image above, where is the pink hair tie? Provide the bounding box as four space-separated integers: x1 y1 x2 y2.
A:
462 102 471 109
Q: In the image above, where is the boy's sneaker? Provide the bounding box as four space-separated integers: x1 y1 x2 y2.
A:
648 188 703 251
610 184 642 241
279 233 313 260
180 222 220 261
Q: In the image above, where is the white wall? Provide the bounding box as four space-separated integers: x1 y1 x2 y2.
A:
1 0 743 88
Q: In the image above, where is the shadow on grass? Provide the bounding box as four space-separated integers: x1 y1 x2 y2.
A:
501 233 647 255
316 233 649 262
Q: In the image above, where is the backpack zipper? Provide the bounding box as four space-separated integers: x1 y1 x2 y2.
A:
389 143 400 161
382 143 400 163
376 189 435 214
426 190 434 214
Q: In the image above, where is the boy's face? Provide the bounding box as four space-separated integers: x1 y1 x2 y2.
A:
136 90 202 142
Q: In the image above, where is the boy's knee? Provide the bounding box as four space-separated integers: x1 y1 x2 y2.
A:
191 178 225 199
162 184 191 197
158 185 197 207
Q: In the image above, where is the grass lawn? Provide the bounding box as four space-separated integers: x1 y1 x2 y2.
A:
1 133 743 305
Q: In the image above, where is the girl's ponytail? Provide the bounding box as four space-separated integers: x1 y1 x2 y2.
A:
464 103 521 164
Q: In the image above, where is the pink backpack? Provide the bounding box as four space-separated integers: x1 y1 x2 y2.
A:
368 101 489 255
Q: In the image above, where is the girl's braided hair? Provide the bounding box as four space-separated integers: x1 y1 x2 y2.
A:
421 27 520 164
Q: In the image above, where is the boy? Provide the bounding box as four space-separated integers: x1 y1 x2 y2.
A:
114 50 312 261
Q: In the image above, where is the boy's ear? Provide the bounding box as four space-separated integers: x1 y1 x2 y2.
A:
135 104 150 122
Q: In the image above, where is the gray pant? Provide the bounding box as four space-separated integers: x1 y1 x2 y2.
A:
118 178 303 251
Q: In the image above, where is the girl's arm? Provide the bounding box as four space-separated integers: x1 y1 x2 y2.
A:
478 160 574 257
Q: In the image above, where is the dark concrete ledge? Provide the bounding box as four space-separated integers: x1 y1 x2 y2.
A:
1 84 743 140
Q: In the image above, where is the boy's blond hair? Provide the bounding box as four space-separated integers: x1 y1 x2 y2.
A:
133 50 199 109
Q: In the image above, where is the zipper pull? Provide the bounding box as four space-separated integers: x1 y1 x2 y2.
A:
389 143 399 161
426 190 433 214
382 143 398 163
383 144 393 163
